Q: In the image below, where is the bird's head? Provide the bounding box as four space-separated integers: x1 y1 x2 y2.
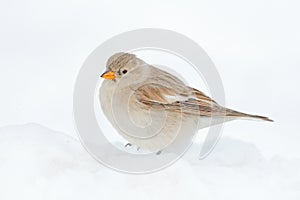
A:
101 52 142 81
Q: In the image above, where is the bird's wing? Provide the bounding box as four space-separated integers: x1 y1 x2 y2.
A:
134 83 273 121
134 83 225 117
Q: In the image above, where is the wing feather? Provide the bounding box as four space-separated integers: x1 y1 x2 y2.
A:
134 83 273 121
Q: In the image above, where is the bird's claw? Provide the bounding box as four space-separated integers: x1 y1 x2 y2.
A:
124 143 132 148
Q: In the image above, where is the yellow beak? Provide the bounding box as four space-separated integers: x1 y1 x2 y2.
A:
101 70 116 80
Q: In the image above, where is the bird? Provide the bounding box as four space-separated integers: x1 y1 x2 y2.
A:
99 52 272 154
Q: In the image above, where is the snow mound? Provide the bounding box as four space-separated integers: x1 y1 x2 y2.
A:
0 124 299 200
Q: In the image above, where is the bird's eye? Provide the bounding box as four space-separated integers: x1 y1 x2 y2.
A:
122 69 128 74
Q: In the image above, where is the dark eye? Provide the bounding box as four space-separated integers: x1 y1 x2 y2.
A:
122 69 128 74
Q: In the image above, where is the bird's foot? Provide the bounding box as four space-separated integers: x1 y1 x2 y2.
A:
156 150 162 155
124 143 132 148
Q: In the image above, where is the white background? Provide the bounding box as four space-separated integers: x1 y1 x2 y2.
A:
0 0 300 199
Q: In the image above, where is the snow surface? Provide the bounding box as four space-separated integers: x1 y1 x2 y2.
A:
0 123 299 200
1 0 300 199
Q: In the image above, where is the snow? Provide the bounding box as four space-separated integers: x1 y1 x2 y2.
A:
1 0 300 199
0 123 299 200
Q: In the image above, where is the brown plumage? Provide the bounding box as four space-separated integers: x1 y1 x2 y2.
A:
135 83 273 122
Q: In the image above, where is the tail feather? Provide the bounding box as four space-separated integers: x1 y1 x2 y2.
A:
225 108 273 122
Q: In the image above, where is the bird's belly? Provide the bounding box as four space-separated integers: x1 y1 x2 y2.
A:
118 110 199 152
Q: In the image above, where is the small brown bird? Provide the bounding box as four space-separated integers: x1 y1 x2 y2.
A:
100 52 272 153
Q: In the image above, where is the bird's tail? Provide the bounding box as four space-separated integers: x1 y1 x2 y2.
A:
225 108 273 122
